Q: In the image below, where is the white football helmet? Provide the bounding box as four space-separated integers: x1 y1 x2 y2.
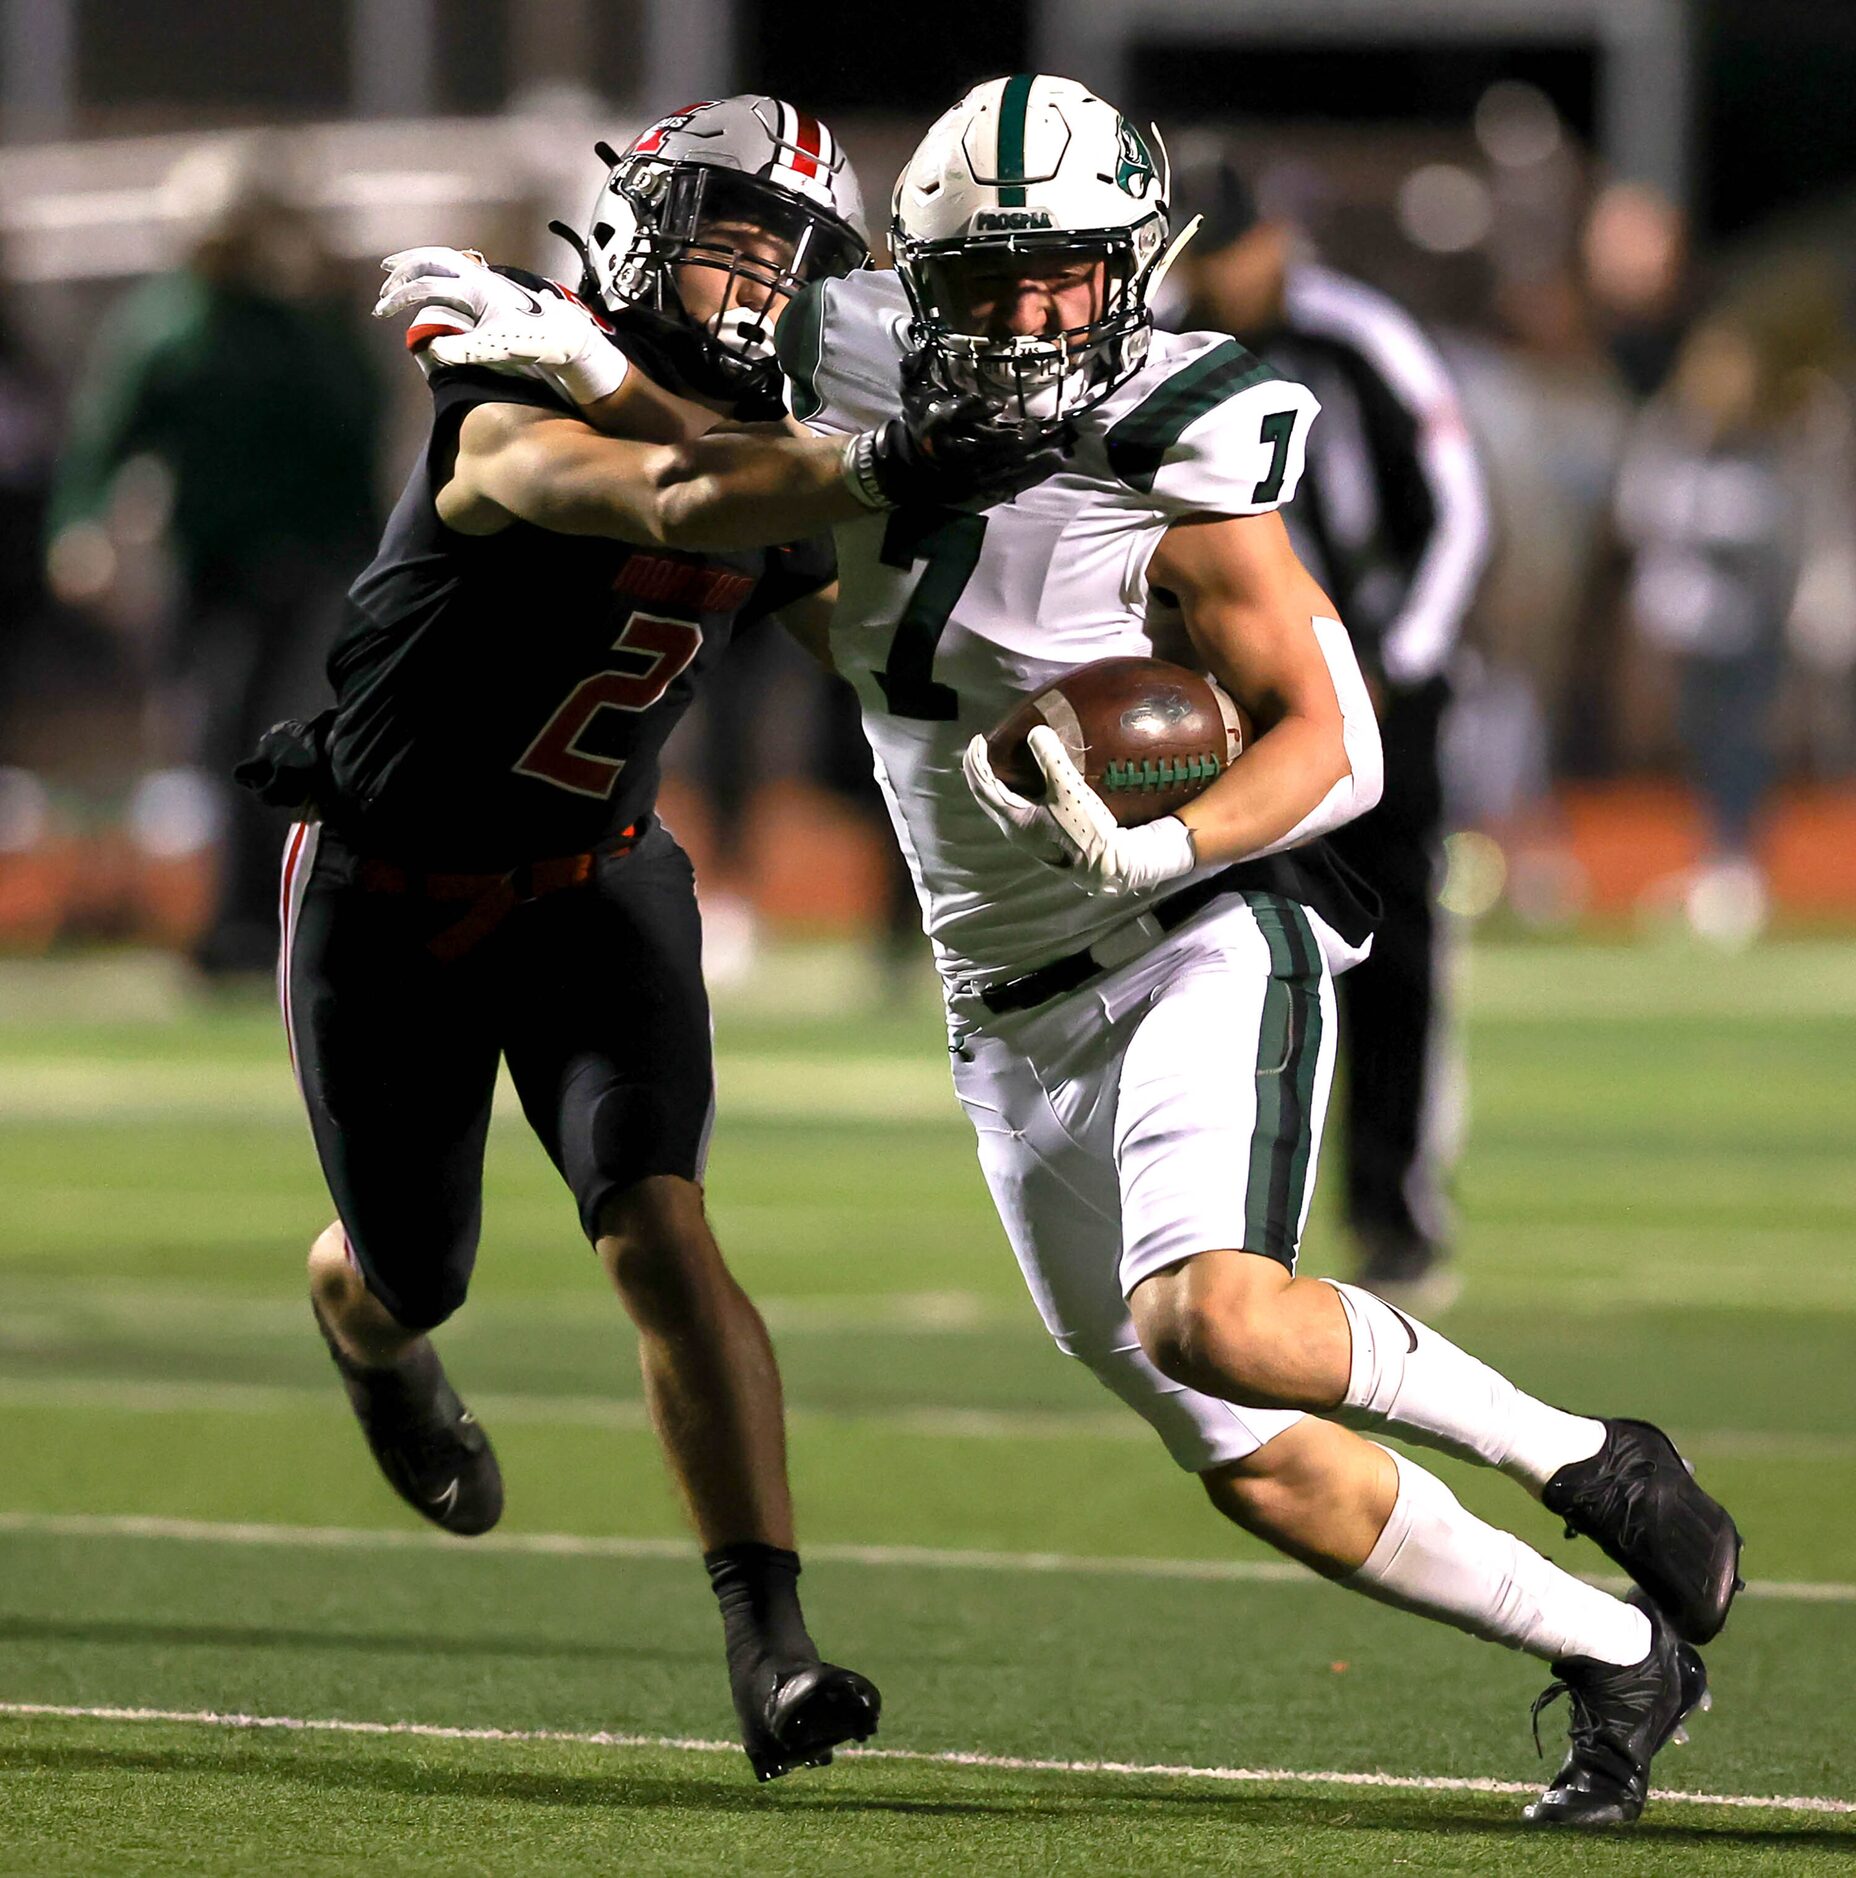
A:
564 95 869 403
892 74 1184 426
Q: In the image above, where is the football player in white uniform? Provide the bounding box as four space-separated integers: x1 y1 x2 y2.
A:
381 75 1740 1828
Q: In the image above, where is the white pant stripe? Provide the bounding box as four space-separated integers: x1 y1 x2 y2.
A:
276 821 320 1098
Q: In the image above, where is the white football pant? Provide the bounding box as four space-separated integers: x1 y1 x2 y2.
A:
948 892 1360 1471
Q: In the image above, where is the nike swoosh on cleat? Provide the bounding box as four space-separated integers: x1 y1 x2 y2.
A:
427 1479 461 1515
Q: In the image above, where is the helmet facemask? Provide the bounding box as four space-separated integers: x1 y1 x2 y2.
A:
588 157 867 400
897 216 1166 429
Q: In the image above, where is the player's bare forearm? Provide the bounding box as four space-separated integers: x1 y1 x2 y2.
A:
1148 510 1371 865
575 368 722 447
444 402 677 541
652 430 868 550
443 402 863 549
1177 711 1349 864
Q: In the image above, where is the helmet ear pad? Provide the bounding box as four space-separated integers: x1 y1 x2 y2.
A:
589 187 647 307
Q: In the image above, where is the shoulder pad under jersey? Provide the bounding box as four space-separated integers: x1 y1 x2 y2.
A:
1100 332 1320 517
778 272 911 436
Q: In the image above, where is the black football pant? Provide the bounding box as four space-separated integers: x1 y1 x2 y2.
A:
281 818 714 1330
1325 676 1454 1257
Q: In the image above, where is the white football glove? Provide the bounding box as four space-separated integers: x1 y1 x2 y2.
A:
373 247 628 406
1026 726 1198 898
963 728 1200 897
962 733 1071 868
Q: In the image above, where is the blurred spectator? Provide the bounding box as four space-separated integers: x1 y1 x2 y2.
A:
685 619 797 986
0 295 61 761
814 677 924 991
1614 318 1827 944
47 141 382 977
1165 145 1492 1309
682 627 924 993
1583 181 1692 399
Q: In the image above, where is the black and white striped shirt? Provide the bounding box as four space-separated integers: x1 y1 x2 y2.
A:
1199 264 1493 689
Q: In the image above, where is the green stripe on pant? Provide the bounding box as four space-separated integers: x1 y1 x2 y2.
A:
1242 895 1325 1265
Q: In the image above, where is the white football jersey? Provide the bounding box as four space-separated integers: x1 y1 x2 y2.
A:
779 270 1320 987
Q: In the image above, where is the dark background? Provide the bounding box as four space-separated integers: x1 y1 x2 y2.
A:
746 0 1856 237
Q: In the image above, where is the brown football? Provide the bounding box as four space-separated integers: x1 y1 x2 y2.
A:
986 657 1252 828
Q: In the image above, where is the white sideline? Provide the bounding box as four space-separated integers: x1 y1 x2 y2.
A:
1 1509 1852 1606
0 1700 1850 1818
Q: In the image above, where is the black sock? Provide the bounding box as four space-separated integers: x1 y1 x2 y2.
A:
705 1542 817 1672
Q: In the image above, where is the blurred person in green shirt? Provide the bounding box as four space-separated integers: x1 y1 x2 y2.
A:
49 143 382 975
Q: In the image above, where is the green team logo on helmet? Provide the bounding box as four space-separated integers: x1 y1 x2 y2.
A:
1115 117 1157 198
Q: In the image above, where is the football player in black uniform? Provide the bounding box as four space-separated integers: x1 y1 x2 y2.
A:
247 96 1056 1783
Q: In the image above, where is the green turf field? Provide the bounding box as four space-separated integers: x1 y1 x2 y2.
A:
1 940 1853 1875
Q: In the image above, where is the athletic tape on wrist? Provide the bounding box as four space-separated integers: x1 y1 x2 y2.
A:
841 431 893 510
550 340 629 407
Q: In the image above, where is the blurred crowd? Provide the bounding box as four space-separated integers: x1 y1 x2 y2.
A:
2 83 1855 970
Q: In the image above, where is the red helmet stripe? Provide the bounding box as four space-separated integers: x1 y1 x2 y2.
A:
790 109 823 179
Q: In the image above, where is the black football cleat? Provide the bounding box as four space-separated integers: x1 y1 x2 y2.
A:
1542 1418 1743 1643
313 1300 503 1536
1524 1595 1710 1828
735 1657 882 1782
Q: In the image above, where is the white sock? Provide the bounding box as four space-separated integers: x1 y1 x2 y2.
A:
1330 1282 1605 1492
1347 1448 1652 1666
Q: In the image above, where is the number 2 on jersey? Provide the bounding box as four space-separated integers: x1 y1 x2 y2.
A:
514 610 701 799
873 507 987 721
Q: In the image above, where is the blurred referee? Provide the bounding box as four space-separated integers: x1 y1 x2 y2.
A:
1163 149 1493 1308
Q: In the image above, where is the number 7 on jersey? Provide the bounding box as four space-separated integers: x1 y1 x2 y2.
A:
872 507 988 721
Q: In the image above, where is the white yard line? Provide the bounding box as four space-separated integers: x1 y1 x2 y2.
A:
0 1700 1849 1817
2 1371 1854 1458
4 1373 1855 1460
0 1509 1850 1607
0 1374 1141 1442
0 1055 960 1126
0 1281 1011 1338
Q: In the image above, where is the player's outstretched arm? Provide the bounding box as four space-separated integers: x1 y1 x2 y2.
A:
1149 510 1383 866
438 401 865 548
443 397 1068 552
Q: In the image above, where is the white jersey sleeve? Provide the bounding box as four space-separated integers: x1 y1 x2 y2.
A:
1099 334 1319 520
776 270 913 437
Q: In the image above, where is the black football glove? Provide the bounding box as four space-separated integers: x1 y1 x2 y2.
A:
854 355 1074 509
234 710 334 812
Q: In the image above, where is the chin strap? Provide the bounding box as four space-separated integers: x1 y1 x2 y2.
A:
1142 118 1201 310
1145 212 1203 310
547 218 602 305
